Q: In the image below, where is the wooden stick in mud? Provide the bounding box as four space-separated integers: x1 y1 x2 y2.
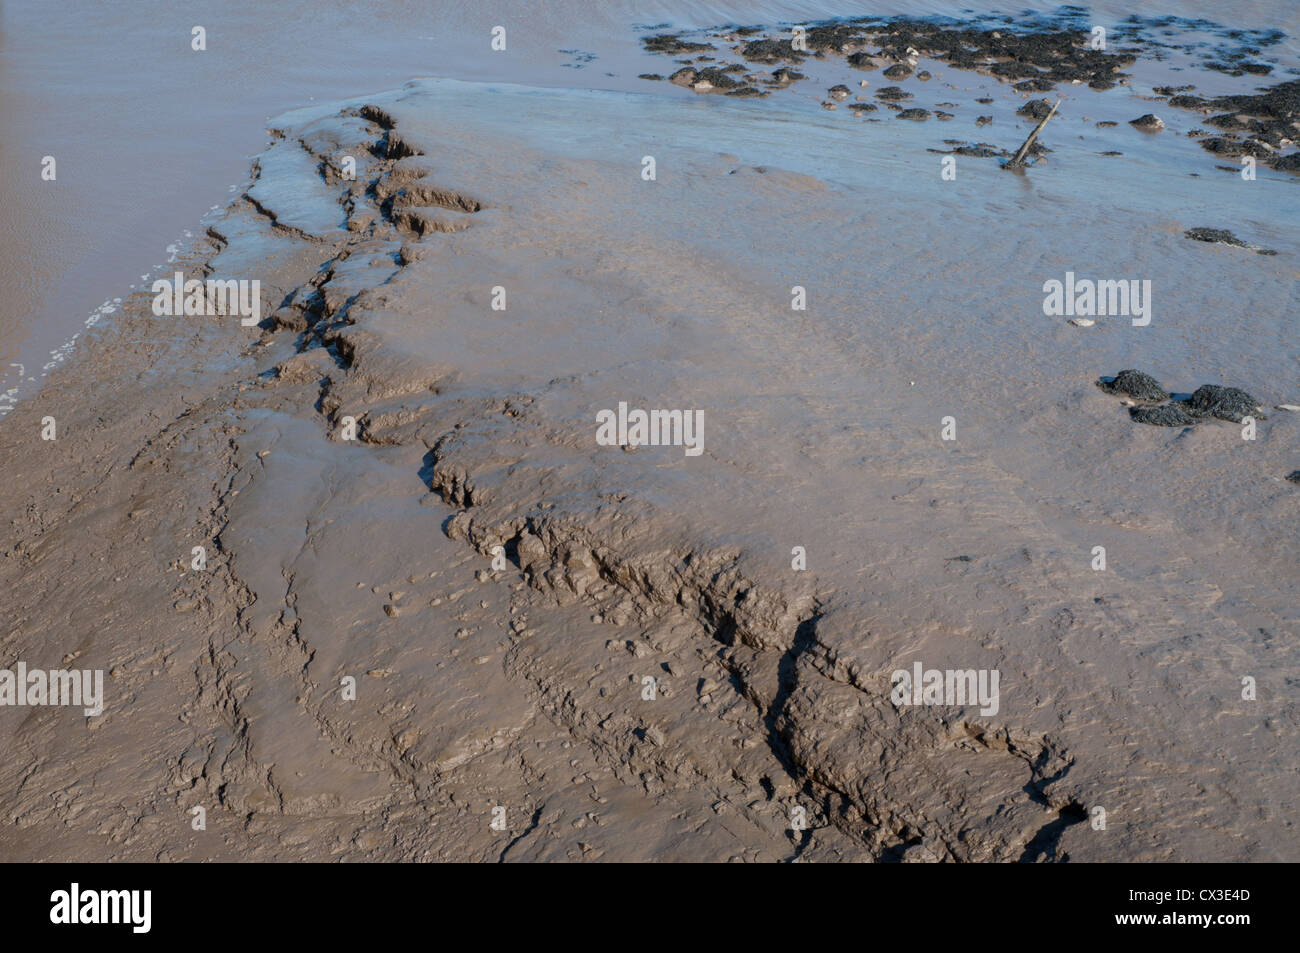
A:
1006 98 1061 169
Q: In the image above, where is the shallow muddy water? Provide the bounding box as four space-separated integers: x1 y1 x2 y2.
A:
2 0 1297 408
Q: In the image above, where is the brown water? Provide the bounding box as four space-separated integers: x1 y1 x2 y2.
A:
2 0 1297 409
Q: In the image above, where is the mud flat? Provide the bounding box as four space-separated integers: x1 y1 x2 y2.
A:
1 73 1297 862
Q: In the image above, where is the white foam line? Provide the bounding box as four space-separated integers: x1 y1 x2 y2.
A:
1 225 214 418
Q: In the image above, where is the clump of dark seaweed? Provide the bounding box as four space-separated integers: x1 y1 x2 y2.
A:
738 37 806 64
1184 228 1277 255
1130 404 1198 427
1018 99 1057 119
929 141 1007 158
642 33 714 55
1099 371 1265 428
1098 370 1170 402
1185 227 1249 247
1185 385 1263 422
875 86 912 101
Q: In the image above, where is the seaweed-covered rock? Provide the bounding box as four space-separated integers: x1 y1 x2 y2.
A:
1018 99 1055 120
1130 404 1198 427
1098 370 1169 402
951 143 1005 157
875 86 912 101
1014 77 1055 92
642 33 714 55
1130 113 1166 131
1184 228 1276 255
1185 385 1263 422
883 63 913 80
740 38 804 64
695 67 743 89
1197 136 1246 157
1272 154 1300 174
671 66 747 93
896 108 931 121
668 67 698 88
1286 471 1300 484
1184 227 1246 247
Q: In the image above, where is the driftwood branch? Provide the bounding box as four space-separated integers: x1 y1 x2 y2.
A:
1005 98 1060 169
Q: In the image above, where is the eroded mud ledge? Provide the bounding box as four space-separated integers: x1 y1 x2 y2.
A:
2 78 1295 863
